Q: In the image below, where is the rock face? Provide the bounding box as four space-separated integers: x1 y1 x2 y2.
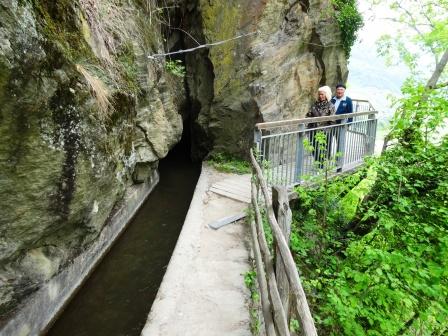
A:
0 0 348 321
182 0 348 158
0 0 182 318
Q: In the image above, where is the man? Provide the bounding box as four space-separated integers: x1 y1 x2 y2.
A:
331 83 353 122
330 84 353 172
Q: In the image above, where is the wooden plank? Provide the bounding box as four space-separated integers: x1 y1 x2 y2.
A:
212 182 251 195
209 187 251 203
209 184 251 200
211 182 250 193
208 212 246 230
250 149 317 336
213 178 251 190
213 180 251 193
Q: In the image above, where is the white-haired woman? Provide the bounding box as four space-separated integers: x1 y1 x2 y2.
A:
306 86 336 167
306 86 335 126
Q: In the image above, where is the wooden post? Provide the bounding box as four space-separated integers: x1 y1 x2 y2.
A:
250 149 318 336
249 214 276 336
252 183 290 336
272 186 292 320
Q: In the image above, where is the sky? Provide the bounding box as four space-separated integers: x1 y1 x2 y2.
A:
346 0 409 119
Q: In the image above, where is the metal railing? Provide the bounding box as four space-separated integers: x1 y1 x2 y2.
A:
254 102 378 188
352 98 375 112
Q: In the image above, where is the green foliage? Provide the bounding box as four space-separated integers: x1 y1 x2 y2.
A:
165 59 186 77
116 43 140 94
339 167 377 219
290 139 448 335
373 0 447 181
331 0 363 57
323 3 448 334
207 152 251 175
387 80 448 147
244 269 261 335
261 208 274 253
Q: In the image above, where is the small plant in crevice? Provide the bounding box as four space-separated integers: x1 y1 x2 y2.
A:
165 59 186 77
290 318 301 334
259 207 274 254
244 267 261 335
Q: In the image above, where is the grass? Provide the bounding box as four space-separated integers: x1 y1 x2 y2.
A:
207 152 251 175
76 64 114 121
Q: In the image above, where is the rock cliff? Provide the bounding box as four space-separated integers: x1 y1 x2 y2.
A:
181 0 348 158
0 0 348 319
0 0 182 318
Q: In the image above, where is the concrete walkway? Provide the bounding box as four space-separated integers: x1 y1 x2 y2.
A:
141 164 253 336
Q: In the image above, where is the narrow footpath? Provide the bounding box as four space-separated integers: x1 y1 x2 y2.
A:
141 165 253 336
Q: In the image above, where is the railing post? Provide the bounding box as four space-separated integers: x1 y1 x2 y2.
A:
295 124 305 184
367 113 377 154
254 128 262 156
337 120 348 172
252 184 291 336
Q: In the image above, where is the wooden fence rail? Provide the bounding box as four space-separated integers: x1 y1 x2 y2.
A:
249 149 317 336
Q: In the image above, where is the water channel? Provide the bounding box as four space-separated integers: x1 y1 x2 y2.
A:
46 135 201 336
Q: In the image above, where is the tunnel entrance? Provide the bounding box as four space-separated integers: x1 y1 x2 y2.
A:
46 118 201 336
161 0 215 162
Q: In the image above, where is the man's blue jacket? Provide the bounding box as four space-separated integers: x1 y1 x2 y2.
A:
331 96 353 123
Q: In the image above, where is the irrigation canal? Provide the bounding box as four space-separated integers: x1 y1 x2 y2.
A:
46 139 201 336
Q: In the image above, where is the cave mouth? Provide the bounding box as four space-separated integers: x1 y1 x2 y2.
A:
160 0 215 162
163 115 194 164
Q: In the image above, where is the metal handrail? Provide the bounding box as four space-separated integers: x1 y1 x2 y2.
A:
256 111 378 130
352 98 374 104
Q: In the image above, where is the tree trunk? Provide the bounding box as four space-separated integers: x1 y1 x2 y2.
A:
426 50 448 89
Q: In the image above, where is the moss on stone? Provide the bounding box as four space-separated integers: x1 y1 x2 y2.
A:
28 0 95 63
200 0 242 96
116 43 140 94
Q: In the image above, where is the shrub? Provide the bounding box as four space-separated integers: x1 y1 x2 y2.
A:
332 0 363 57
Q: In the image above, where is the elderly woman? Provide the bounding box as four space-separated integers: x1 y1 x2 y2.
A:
306 86 335 127
306 86 336 167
